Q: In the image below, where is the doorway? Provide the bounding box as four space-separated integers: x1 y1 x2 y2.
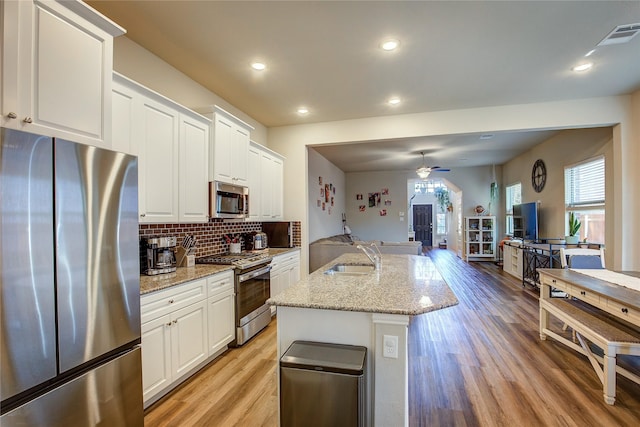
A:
413 204 433 247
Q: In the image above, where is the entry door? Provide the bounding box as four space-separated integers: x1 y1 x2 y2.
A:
413 204 433 247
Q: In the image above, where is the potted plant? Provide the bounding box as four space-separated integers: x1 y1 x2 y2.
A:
434 187 450 213
565 212 581 244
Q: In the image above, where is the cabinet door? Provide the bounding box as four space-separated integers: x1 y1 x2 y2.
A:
260 151 274 220
271 156 284 219
247 144 262 219
111 78 139 155
179 114 209 222
207 291 235 356
2 0 120 146
139 98 180 223
171 300 208 380
212 113 234 183
141 314 172 403
231 124 249 184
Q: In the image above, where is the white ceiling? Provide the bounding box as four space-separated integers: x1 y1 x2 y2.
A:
88 1 640 172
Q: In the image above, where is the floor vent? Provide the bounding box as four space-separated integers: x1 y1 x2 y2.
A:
597 23 640 46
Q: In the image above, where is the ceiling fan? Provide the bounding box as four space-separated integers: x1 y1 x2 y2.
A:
416 151 450 179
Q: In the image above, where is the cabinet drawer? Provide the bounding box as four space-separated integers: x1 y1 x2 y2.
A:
207 270 234 298
141 278 207 324
272 252 300 273
606 299 640 325
568 285 600 305
542 275 569 292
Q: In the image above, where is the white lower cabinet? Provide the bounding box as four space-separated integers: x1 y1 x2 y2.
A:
141 270 235 407
270 250 301 314
207 271 235 356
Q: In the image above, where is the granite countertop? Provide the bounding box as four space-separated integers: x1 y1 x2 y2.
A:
267 253 459 316
140 247 301 295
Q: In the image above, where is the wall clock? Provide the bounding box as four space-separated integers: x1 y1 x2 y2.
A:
531 159 546 193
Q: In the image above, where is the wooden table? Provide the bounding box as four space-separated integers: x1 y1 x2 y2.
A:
537 268 640 327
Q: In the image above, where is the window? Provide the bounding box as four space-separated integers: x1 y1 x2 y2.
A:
505 183 521 234
414 180 446 194
564 156 605 244
436 213 447 235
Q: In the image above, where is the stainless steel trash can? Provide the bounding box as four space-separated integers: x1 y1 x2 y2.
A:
280 341 367 427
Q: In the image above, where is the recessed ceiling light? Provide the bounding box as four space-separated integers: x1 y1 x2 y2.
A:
572 62 593 72
251 62 266 71
297 107 309 115
380 39 400 51
388 97 401 105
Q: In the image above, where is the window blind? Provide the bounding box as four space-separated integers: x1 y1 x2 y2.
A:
564 157 605 208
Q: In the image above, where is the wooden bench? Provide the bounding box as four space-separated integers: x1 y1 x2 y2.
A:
539 297 640 405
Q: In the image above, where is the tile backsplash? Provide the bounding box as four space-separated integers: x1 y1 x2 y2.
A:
139 220 301 257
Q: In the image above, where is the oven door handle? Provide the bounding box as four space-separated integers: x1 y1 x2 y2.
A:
238 265 272 282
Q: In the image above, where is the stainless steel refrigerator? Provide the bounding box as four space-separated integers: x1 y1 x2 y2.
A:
0 128 143 426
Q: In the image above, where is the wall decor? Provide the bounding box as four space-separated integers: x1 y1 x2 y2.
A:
325 184 330 202
380 209 387 216
318 176 322 185
317 200 321 207
356 194 363 200
322 202 326 210
331 197 334 206
382 188 389 195
384 199 391 206
368 192 380 207
359 205 366 212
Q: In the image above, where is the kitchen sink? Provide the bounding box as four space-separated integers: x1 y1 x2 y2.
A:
324 263 375 275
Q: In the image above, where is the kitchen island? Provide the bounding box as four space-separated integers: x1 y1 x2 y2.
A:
267 253 458 426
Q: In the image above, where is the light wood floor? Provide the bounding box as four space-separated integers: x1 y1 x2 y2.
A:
144 249 640 426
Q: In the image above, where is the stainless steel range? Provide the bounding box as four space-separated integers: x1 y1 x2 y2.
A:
197 251 272 346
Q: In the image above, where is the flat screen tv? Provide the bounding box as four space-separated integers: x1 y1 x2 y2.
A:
513 202 539 241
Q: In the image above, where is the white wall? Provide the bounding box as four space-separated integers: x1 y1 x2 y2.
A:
307 148 345 243
111 37 268 145
345 172 410 242
270 95 639 271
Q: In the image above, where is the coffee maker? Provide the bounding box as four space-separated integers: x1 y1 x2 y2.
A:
140 236 177 275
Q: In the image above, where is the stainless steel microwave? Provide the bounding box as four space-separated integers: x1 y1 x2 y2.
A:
209 181 249 219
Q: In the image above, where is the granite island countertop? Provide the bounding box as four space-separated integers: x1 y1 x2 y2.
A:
140 247 300 295
267 253 458 315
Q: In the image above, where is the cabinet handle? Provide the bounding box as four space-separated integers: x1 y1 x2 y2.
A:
7 112 17 119
168 299 174 304
166 322 172 326
580 291 586 296
23 117 33 124
622 308 629 314
552 279 556 284
172 319 178 324
140 213 146 217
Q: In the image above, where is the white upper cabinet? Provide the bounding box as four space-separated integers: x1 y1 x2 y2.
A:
179 113 209 222
112 73 210 223
249 141 285 221
1 0 124 147
199 106 253 185
139 97 180 223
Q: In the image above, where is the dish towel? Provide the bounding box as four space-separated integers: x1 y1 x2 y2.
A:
571 269 640 293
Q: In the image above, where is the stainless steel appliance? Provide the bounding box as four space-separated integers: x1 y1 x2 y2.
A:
197 252 272 345
209 181 249 219
262 221 293 248
0 128 143 426
243 231 268 250
140 236 178 275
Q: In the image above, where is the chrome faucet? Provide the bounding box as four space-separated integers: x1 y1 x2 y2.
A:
357 243 381 270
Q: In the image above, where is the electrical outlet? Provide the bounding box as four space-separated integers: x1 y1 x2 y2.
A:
383 335 398 359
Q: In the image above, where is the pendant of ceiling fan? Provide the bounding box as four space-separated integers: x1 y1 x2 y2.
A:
416 151 450 178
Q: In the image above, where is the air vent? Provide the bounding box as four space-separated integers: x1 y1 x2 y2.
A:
597 23 640 46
